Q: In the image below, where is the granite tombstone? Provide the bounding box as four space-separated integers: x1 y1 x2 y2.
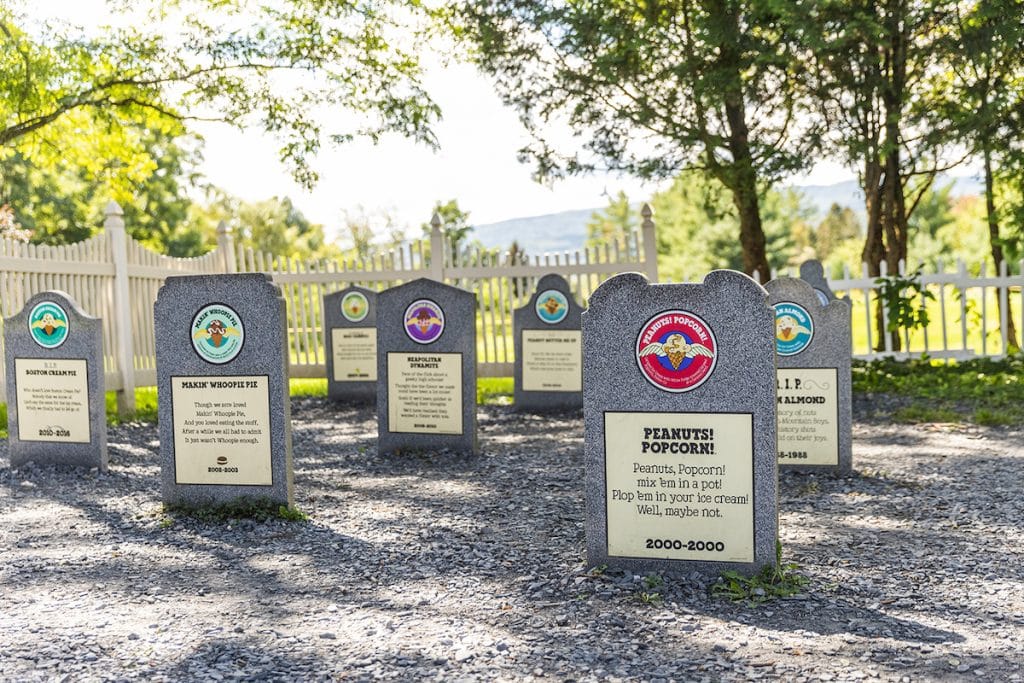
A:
799 260 839 305
3 290 107 470
766 275 853 475
513 274 583 412
377 278 477 454
155 273 293 507
584 271 778 574
323 285 377 403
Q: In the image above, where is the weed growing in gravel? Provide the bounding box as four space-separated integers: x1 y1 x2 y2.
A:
797 481 820 496
711 542 808 606
164 498 309 523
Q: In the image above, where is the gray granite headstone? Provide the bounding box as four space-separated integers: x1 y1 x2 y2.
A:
584 271 778 575
513 274 583 412
155 274 293 508
377 278 477 455
323 285 377 403
766 276 853 475
799 260 839 305
3 291 107 470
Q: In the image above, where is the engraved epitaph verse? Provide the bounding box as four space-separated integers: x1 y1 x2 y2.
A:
332 328 378 382
172 375 272 485
387 352 462 434
604 412 754 563
522 330 582 392
777 368 839 465
15 358 90 443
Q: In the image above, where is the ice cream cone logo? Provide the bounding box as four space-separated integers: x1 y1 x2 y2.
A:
191 304 244 364
29 301 70 349
773 302 813 356
636 311 717 393
535 289 569 324
404 299 445 344
341 291 369 323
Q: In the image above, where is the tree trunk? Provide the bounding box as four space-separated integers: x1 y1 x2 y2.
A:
983 143 1020 353
714 0 770 283
861 159 887 351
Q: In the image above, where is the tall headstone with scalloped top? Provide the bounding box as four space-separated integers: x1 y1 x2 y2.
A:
583 271 778 575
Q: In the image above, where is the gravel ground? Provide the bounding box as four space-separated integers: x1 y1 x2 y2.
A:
2 397 1023 682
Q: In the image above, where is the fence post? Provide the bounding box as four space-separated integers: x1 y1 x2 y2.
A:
641 203 658 283
105 201 136 416
429 211 445 282
217 220 237 273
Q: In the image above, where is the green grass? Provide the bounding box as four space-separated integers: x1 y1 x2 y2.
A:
478 377 513 405
853 356 1024 424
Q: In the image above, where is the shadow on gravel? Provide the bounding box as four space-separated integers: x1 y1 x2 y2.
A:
161 637 334 679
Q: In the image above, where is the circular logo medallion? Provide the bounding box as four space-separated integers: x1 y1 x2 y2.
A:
28 301 70 349
636 311 718 393
535 290 569 324
404 299 445 344
341 291 370 323
774 302 814 356
191 304 244 364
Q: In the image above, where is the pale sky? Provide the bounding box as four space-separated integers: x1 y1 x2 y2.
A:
25 0 859 241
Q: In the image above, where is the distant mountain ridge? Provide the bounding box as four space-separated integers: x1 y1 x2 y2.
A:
472 175 984 255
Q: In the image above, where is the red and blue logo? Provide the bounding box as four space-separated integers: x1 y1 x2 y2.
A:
636 311 717 392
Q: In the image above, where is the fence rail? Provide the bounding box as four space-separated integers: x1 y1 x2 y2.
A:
1 201 1020 415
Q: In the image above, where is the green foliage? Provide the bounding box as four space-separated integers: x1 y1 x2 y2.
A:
477 377 513 405
853 356 1024 424
712 541 808 605
586 191 636 249
874 266 936 334
0 401 7 439
164 498 309 523
1 1 440 190
815 203 862 261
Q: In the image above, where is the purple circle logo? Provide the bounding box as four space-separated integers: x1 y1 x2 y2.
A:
404 299 445 344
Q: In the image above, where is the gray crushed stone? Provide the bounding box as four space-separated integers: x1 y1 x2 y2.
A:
1 397 1022 682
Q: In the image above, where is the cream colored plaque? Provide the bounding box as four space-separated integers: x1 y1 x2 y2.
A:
604 412 754 562
777 368 839 466
387 353 462 434
332 328 377 382
522 330 582 392
15 358 90 443
172 375 272 485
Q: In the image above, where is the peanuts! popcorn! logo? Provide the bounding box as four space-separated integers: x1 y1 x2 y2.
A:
191 304 244 364
28 301 69 349
774 302 813 356
636 311 717 392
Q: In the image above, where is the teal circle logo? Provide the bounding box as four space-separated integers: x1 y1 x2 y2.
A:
535 290 569 324
774 302 813 356
191 304 244 364
29 301 69 349
341 291 369 323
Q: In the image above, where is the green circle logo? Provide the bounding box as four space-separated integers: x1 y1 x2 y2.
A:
29 301 70 349
341 291 369 323
191 304 244 364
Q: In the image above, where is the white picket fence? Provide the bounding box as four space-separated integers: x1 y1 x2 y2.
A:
1 200 1020 415
0 202 657 413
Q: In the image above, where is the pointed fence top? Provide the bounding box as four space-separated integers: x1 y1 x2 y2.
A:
104 200 124 217
216 220 230 236
640 203 653 220
430 211 442 232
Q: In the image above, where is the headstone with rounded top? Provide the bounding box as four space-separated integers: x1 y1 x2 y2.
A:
583 271 778 575
323 285 377 403
513 274 583 412
3 290 107 470
377 278 477 454
799 260 840 305
155 273 293 508
766 275 853 475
